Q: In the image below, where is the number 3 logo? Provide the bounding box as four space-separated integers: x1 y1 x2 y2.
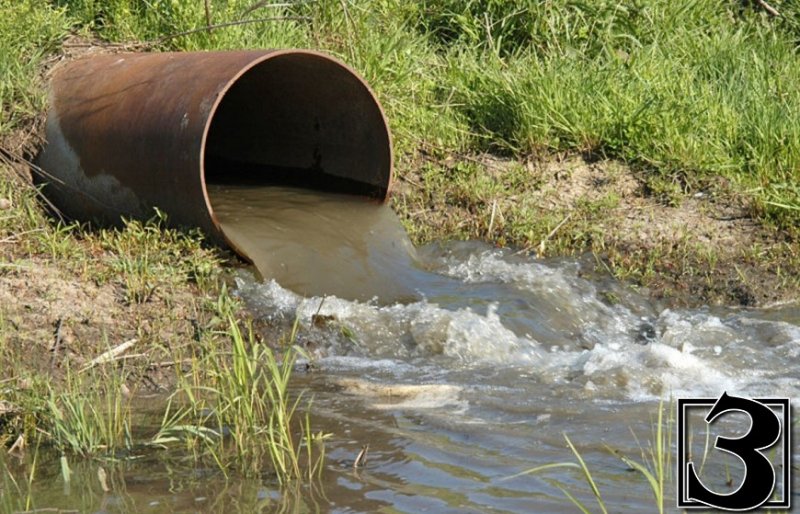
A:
685 392 783 510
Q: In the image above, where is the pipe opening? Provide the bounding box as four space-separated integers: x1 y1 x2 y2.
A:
36 50 393 260
203 52 392 199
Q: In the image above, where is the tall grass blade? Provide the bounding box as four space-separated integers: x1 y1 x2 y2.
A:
500 462 580 481
564 433 608 514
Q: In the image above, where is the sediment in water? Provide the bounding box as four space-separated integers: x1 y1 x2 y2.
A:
208 184 427 303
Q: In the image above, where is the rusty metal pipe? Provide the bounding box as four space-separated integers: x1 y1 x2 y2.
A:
36 50 393 256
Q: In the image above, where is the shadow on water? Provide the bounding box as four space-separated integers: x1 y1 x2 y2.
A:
0 399 586 514
0 451 324 513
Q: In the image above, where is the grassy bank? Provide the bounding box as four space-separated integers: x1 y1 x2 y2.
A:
3 0 800 226
48 0 800 223
10 0 792 304
0 178 322 482
0 0 323 490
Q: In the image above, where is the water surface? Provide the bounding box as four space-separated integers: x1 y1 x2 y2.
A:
6 185 797 513
209 184 424 303
215 185 799 512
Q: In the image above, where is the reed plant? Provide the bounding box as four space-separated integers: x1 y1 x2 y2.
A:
155 313 327 484
45 367 134 458
1 287 323 485
507 400 672 513
613 399 671 513
0 435 41 513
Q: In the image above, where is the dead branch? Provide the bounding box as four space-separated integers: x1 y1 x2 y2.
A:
755 0 781 16
80 339 138 372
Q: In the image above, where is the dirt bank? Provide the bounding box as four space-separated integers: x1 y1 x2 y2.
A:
393 152 799 308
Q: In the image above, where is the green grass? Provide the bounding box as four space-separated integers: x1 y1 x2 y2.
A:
507 400 672 513
1 170 318 485
45 367 134 458
3 1 800 225
2 300 322 483
0 0 69 135
93 209 221 303
160 314 327 483
435 1 800 223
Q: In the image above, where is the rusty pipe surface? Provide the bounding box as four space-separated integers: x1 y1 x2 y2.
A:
36 50 393 254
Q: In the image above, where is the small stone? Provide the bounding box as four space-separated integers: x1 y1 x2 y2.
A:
0 198 11 210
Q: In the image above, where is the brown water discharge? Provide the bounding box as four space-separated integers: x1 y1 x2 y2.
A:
208 184 427 303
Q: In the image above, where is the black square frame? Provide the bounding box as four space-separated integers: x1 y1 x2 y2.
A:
677 397 791 510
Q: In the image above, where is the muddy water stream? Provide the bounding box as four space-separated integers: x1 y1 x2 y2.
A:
5 186 798 512
209 185 424 303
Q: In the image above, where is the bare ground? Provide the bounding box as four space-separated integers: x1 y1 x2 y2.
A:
0 36 223 389
0 257 208 388
1 166 225 394
392 152 800 308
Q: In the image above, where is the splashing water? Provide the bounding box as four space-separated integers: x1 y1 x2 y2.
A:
208 184 799 512
210 185 800 402
231 241 800 403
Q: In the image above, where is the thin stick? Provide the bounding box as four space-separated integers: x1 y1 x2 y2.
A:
14 509 80 514
755 0 780 16
0 146 66 222
339 0 358 62
204 0 212 32
50 318 64 370
0 263 33 270
156 16 310 43
487 199 498 235
0 228 45 244
314 296 327 317
80 339 138 372
0 147 66 186
0 144 148 220
537 212 573 257
484 12 496 55
147 359 193 369
354 444 369 468
61 39 143 49
240 0 310 18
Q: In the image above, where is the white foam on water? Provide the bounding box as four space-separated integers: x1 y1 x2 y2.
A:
317 355 415 373
434 249 641 348
236 276 542 365
567 341 741 401
234 243 800 404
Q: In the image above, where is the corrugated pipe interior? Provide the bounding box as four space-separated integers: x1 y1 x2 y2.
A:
36 50 393 258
